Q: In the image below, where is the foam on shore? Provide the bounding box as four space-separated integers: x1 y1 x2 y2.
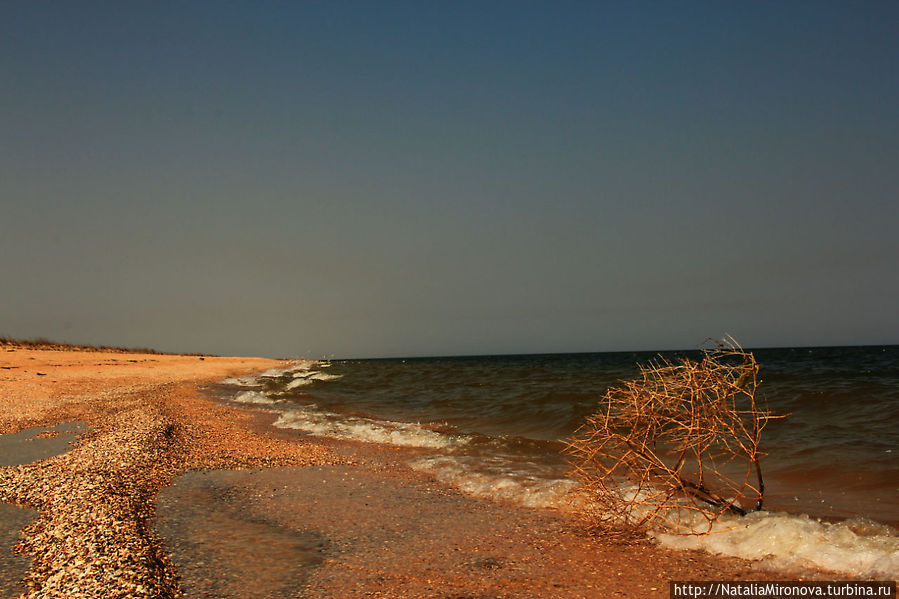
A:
656 512 899 578
224 364 339 390
220 375 259 387
411 455 578 508
285 378 314 390
273 409 466 449
232 391 281 405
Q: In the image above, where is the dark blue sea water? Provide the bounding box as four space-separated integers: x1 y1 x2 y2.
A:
220 345 899 577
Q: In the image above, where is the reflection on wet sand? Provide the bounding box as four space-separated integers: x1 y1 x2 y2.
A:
156 470 326 599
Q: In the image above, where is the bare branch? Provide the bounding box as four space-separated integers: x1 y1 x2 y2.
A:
564 339 785 536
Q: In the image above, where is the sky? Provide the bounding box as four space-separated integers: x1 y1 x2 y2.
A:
1 2 897 358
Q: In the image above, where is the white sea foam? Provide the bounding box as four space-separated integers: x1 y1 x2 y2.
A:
285 378 314 390
222 362 326 388
221 375 259 386
273 408 464 448
287 362 317 376
563 481 899 578
282 371 342 390
257 367 293 379
306 372 343 381
655 511 899 579
410 455 579 508
231 391 279 405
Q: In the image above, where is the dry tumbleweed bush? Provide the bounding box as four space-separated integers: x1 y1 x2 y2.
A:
565 338 782 535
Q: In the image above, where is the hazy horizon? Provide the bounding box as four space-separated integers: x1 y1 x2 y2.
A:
4 332 897 361
3 2 897 359
328 341 899 362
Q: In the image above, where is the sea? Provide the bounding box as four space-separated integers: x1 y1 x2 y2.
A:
218 345 899 578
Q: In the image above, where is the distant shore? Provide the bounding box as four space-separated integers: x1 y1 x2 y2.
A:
0 345 837 598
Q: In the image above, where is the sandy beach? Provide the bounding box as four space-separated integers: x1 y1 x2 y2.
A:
0 344 838 598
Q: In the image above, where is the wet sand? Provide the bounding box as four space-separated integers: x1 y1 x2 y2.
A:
1 345 835 598
0 503 34 599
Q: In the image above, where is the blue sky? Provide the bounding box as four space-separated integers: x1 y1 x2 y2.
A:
2 2 897 358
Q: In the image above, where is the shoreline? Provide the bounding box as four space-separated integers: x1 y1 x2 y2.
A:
0 347 861 598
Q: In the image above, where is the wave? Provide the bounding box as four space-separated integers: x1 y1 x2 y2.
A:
221 362 334 389
257 367 297 379
411 455 578 508
284 372 344 390
656 512 899 579
220 375 260 387
273 408 468 449
285 378 313 390
231 391 281 405
306 372 343 381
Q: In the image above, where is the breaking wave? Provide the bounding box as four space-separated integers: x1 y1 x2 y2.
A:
273 408 466 448
410 455 579 508
231 390 280 405
656 512 899 578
